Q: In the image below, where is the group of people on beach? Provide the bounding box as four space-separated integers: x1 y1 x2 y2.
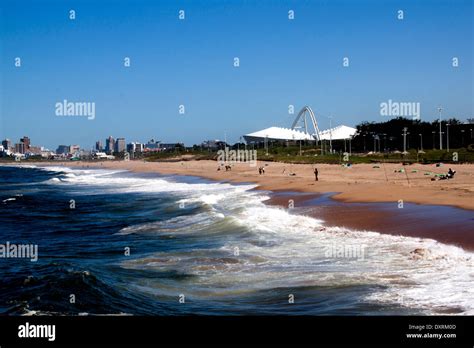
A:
439 168 456 180
217 164 232 171
218 162 320 181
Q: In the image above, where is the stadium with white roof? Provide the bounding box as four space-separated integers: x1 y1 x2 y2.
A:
243 106 357 143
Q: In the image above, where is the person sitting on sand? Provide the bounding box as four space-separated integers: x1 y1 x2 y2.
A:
447 168 456 179
314 168 319 181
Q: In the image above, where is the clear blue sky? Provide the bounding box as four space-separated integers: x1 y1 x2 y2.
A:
1 0 472 149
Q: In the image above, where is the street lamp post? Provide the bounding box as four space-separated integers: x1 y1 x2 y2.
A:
437 106 443 150
329 116 333 154
446 124 450 152
292 134 295 156
402 127 408 154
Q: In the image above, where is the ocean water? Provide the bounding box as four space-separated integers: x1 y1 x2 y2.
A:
0 165 472 316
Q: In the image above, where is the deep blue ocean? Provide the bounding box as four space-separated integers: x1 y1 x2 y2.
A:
0 165 472 315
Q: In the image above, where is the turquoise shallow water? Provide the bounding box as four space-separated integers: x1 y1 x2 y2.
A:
0 165 472 315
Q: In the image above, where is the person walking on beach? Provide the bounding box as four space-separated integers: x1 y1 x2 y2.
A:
314 168 318 181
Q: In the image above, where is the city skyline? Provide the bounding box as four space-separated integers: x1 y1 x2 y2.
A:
1 134 182 155
3 112 473 159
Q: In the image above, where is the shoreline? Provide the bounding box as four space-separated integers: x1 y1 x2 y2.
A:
16 159 472 210
3 160 474 251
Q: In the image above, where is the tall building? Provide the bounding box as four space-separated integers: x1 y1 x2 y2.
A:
115 138 126 153
135 142 144 152
105 136 115 154
21 136 31 150
69 145 80 154
95 141 103 152
2 139 11 151
56 145 69 154
127 142 144 153
15 143 25 154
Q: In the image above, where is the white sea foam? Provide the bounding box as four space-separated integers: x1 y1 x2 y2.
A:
41 166 255 195
2 197 17 202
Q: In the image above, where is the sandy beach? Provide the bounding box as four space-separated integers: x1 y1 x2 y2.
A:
59 159 474 210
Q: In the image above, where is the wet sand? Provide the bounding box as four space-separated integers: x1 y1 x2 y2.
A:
266 191 474 251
